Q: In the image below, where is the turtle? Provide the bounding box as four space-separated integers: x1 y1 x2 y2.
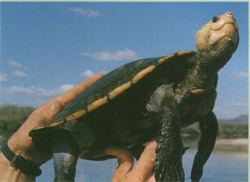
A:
30 12 239 182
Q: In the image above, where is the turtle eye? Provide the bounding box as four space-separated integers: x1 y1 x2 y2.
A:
212 16 219 23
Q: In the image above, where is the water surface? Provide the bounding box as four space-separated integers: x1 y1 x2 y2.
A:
37 149 247 182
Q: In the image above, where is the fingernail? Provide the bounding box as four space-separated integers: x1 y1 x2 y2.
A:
50 102 59 112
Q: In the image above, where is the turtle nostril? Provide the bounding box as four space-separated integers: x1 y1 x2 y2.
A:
225 12 233 16
212 16 219 23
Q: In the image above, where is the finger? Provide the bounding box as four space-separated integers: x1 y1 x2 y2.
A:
147 175 156 182
105 147 134 182
14 74 102 136
9 75 102 152
35 74 103 120
49 74 103 106
130 141 157 180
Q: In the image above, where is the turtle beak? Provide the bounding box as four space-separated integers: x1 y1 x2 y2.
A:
211 12 238 31
209 12 239 47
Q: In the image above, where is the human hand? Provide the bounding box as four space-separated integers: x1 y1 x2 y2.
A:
106 141 157 182
6 74 102 165
1 73 156 182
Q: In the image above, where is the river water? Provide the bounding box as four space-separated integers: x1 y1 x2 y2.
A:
37 149 247 182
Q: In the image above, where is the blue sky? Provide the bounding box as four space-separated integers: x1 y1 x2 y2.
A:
0 2 248 119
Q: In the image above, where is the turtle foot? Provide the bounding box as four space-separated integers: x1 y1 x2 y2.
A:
191 167 203 182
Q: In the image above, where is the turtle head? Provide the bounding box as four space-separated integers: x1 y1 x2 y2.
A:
195 12 239 70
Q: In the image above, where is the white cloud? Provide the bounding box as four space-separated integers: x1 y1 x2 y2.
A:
231 102 248 107
3 84 75 97
8 60 23 69
81 70 95 78
3 86 55 96
69 7 99 17
82 49 138 61
0 74 7 82
58 84 75 94
13 70 29 77
8 60 29 78
231 71 248 78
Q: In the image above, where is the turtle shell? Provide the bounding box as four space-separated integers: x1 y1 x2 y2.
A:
30 50 195 135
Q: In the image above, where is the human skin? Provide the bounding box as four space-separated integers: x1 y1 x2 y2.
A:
107 141 156 182
0 74 156 182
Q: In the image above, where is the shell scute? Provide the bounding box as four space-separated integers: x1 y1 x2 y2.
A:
33 50 194 129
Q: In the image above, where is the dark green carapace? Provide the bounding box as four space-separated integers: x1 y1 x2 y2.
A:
30 12 239 182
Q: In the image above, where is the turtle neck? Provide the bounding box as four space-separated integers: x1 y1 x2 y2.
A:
179 53 218 90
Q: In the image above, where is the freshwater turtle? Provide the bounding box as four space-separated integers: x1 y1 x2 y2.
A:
30 12 239 182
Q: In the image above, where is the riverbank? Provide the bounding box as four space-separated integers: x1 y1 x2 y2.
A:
183 137 248 153
214 138 248 153
1 138 247 153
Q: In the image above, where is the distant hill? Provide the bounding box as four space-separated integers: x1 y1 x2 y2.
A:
219 114 248 124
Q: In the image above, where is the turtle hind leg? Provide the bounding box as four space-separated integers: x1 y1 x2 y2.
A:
52 129 79 182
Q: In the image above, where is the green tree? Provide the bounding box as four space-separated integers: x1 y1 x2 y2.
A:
0 105 34 144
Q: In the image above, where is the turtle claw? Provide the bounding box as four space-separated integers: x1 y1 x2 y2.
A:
182 147 189 155
155 161 185 182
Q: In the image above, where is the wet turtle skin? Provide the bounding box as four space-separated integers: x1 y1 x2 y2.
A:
30 12 239 182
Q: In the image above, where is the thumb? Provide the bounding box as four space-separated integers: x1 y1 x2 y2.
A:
105 147 134 182
130 141 156 180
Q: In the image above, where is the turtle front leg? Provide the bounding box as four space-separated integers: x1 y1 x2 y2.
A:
154 105 184 182
53 153 78 182
191 112 218 182
52 130 79 182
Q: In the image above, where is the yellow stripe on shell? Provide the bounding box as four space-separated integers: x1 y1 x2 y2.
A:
108 82 132 100
191 88 205 94
158 50 193 64
32 119 64 131
176 50 193 56
158 54 175 64
32 126 45 130
46 120 65 128
132 65 156 84
63 62 162 123
87 96 108 112
65 109 87 122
